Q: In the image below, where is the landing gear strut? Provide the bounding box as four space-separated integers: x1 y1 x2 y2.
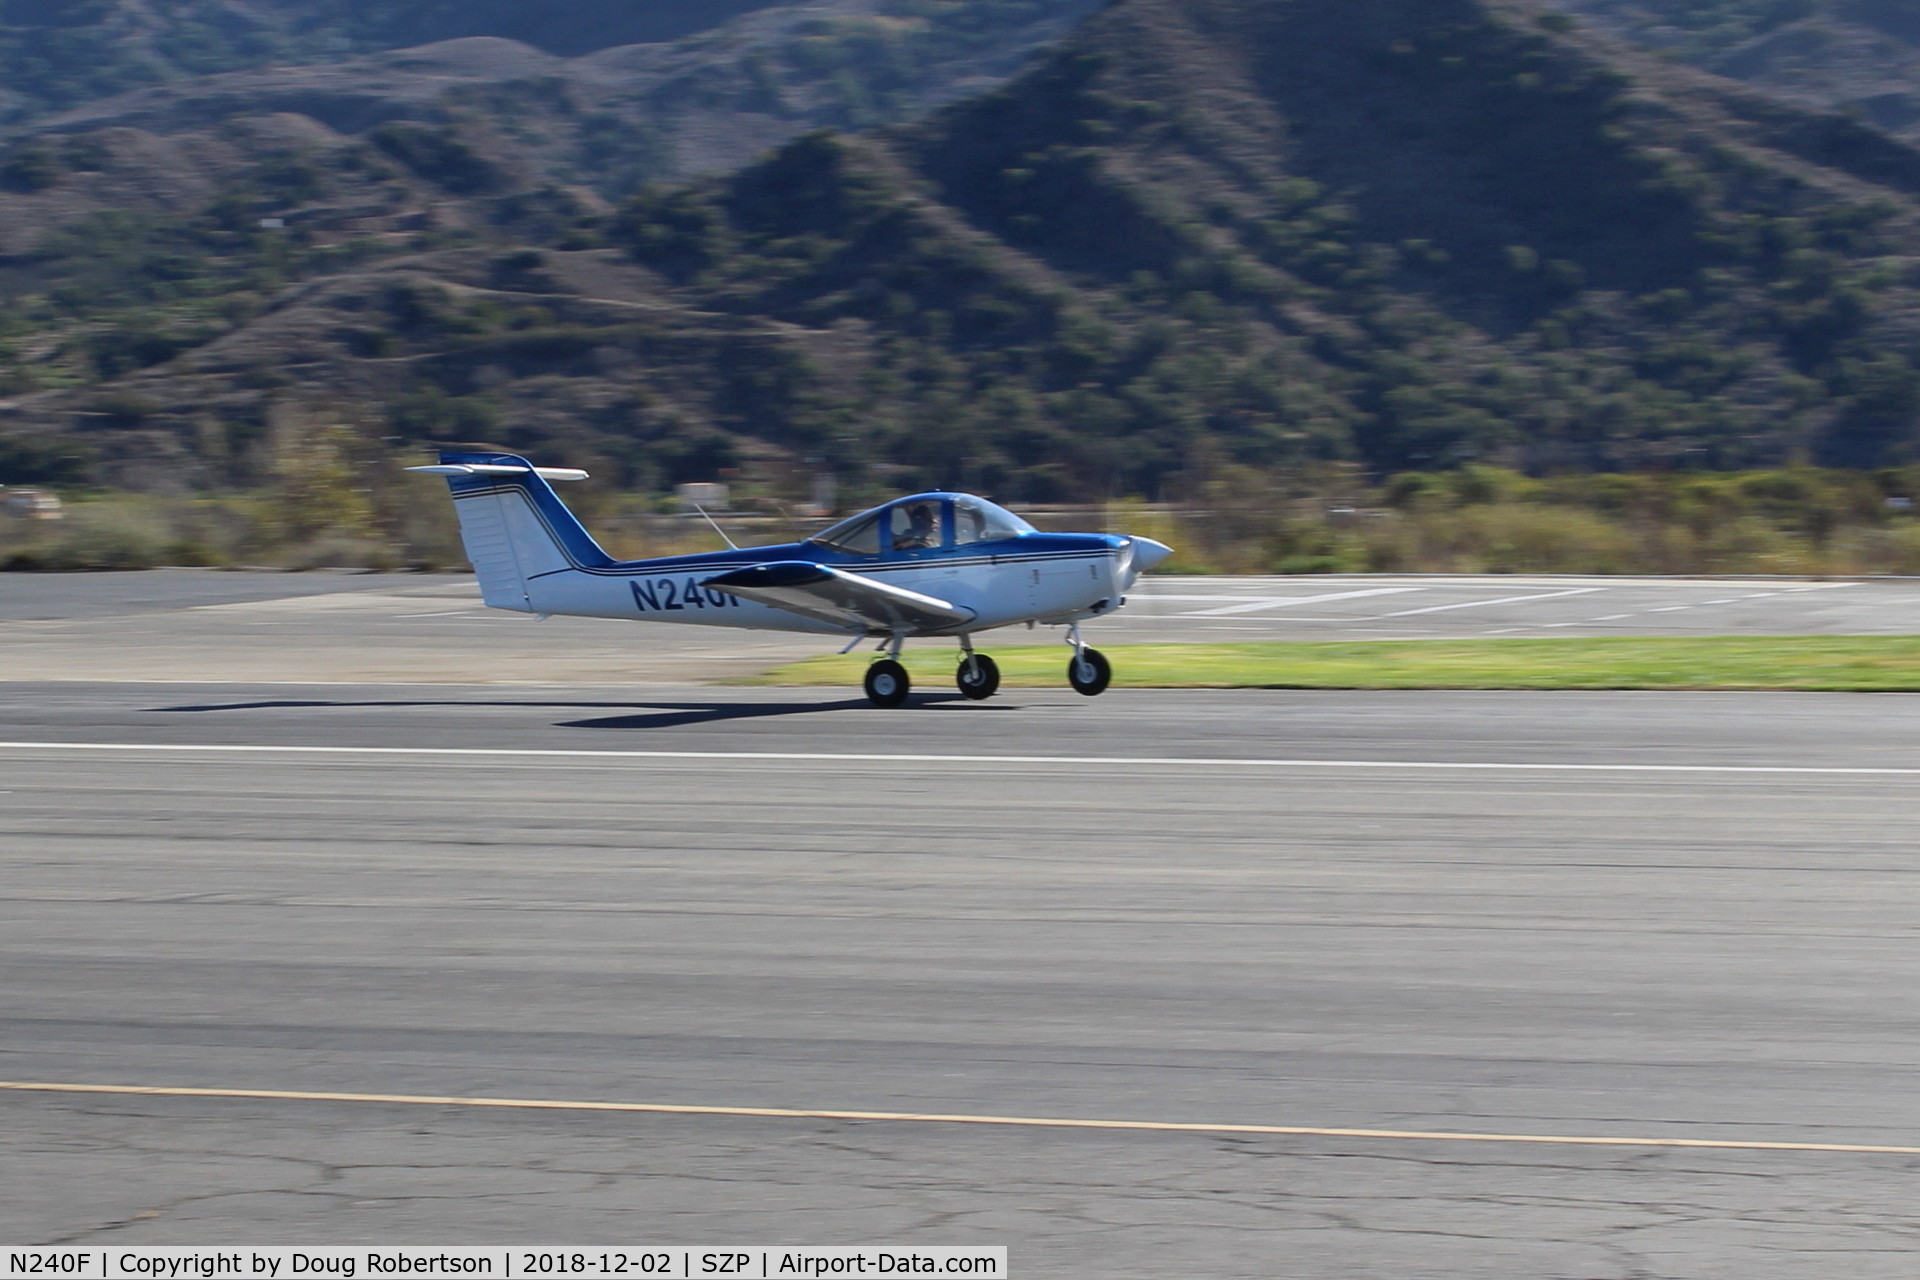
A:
1065 623 1111 696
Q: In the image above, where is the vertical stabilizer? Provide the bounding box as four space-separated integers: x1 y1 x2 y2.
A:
420 452 613 611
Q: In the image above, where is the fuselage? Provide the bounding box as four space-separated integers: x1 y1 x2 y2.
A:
428 461 1170 638
418 455 1173 703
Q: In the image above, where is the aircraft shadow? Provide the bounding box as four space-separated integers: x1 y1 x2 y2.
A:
158 699 654 713
559 695 1018 729
154 695 1015 730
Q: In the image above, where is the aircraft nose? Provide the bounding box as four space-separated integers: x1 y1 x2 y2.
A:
1129 537 1174 571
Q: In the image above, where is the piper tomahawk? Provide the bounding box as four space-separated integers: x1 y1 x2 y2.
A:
411 452 1174 707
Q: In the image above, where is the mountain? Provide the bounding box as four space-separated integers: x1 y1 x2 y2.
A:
0 0 1107 493
10 0 1920 501
0 1 1106 205
1551 0 1920 142
598 0 1920 489
0 1 801 123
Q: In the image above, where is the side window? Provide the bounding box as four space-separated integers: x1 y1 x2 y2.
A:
954 503 987 546
887 501 944 551
816 513 880 555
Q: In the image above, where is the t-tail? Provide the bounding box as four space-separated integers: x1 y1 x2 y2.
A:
408 452 611 611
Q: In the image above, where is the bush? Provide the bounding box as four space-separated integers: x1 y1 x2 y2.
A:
0 504 162 570
275 531 403 571
368 123 502 195
0 432 93 485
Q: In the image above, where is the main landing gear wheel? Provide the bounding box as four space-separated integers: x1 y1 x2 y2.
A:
956 654 1001 700
864 659 911 708
1068 647 1111 696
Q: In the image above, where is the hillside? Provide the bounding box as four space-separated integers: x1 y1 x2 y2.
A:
10 0 1920 504
603 0 1920 491
0 1 796 123
0 2 1105 199
1553 0 1920 141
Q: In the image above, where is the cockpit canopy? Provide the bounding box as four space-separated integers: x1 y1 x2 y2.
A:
807 493 1036 556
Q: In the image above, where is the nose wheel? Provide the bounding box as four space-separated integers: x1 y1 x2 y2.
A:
864 658 910 708
1068 646 1111 696
956 653 1001 700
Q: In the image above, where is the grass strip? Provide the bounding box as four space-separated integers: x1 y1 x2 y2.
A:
746 636 1920 691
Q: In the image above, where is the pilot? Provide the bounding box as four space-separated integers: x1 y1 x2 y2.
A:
896 502 937 550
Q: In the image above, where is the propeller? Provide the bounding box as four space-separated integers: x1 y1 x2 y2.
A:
1131 537 1174 572
1115 535 1173 588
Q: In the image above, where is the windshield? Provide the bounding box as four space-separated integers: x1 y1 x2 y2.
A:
953 496 1035 544
809 511 881 555
810 493 1033 554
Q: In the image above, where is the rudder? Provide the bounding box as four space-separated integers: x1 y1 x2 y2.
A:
419 452 613 611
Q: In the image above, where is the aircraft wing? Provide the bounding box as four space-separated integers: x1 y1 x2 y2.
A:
703 561 974 633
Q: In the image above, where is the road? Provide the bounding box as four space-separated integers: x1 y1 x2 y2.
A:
4 682 1919 1277
1 570 1915 683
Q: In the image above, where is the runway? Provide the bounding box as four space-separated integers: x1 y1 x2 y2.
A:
5 683 1920 1276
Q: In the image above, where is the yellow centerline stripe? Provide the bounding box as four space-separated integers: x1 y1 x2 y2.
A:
3 1081 1915 1155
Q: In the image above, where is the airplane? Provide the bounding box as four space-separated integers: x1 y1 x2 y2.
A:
409 451 1174 707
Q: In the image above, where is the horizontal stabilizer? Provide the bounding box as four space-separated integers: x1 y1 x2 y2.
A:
408 463 589 482
704 561 974 633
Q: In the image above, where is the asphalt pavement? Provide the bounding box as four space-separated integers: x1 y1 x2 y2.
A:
4 683 1920 1277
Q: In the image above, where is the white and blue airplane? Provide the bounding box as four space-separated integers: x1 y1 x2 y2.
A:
410 451 1174 707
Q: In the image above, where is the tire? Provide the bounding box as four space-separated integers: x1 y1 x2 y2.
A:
956 653 1001 700
864 659 911 708
1067 647 1111 696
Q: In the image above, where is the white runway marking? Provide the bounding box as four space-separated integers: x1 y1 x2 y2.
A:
1179 587 1422 617
3 741 1918 776
1137 593 1299 603
1125 615 1377 623
1373 587 1605 618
